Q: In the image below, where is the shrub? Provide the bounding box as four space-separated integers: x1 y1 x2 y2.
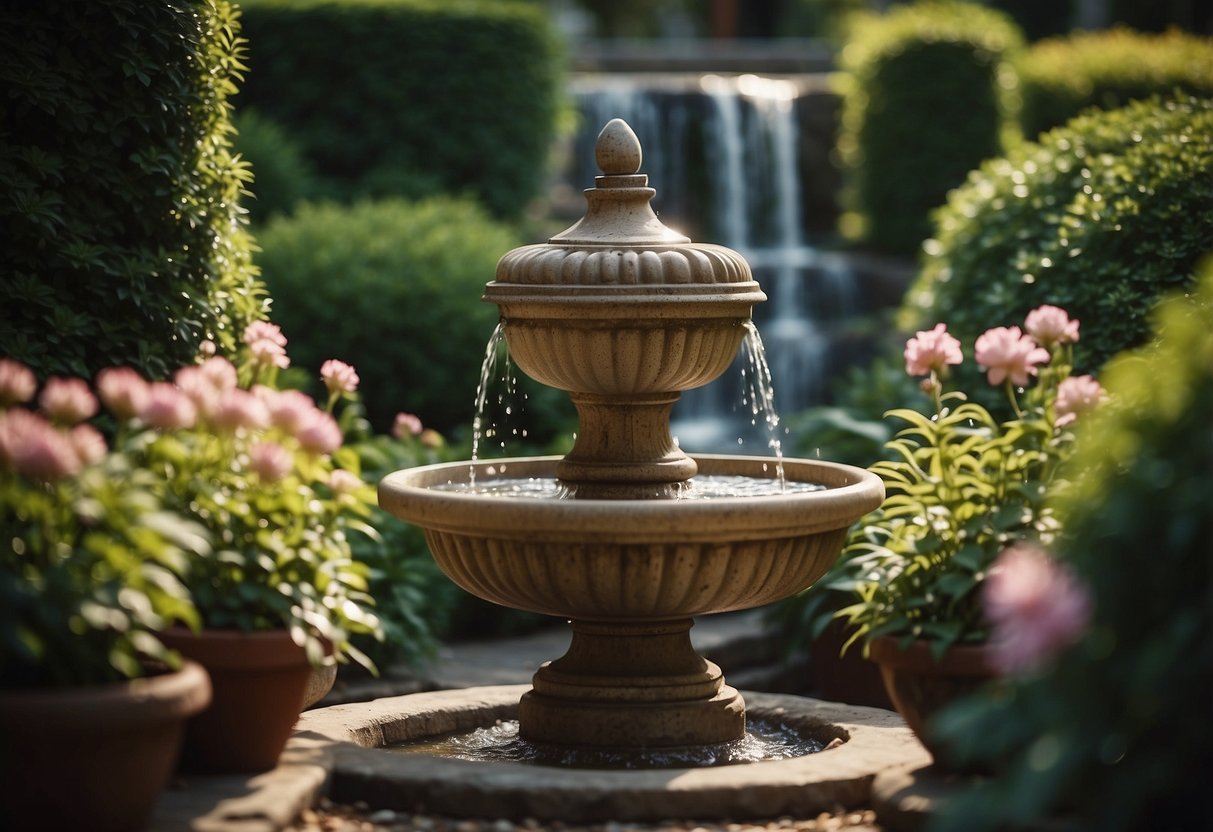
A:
835 1 1023 255
0 0 266 382
237 0 564 218
256 196 562 435
902 96 1213 376
232 109 324 224
1019 27 1213 138
931 261 1213 832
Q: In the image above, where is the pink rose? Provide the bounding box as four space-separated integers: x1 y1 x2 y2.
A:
97 367 150 421
392 412 423 439
140 382 198 430
249 441 293 482
1055 375 1104 428
39 377 98 425
974 326 1051 387
320 359 359 396
903 323 963 377
984 544 1091 675
1024 305 1079 349
0 409 81 481
0 359 37 407
296 410 342 455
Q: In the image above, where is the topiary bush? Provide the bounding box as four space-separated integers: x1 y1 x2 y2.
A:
1019 27 1213 138
930 260 1213 832
902 95 1213 376
236 0 564 219
256 196 567 436
835 1 1024 255
0 0 266 381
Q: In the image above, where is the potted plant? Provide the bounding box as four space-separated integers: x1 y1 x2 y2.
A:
817 305 1102 766
104 321 385 772
0 360 213 831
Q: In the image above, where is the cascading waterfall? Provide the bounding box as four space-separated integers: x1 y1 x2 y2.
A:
569 72 854 451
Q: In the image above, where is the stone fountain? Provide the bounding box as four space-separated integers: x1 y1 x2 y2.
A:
375 119 883 751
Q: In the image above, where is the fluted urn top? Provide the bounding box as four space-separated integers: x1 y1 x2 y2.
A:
492 119 754 286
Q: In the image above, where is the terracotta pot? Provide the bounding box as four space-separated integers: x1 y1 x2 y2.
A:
0 660 211 832
868 636 996 770
159 628 316 773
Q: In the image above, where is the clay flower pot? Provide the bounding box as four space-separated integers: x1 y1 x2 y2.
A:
159 629 318 773
868 636 997 770
0 660 211 832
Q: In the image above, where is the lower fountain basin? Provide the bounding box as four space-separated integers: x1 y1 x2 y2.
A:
295 685 930 822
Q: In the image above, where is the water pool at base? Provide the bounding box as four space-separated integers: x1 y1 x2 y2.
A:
384 717 826 769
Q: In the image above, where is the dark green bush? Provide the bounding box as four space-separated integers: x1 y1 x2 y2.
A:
237 0 563 218
232 109 324 224
902 96 1213 375
257 196 550 435
836 1 1024 255
1019 27 1213 138
931 261 1213 832
0 0 266 381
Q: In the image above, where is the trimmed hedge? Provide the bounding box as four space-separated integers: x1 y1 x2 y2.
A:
836 1 1023 255
236 0 563 218
1020 27 1213 138
902 96 1213 375
256 197 537 435
232 109 324 223
0 0 266 380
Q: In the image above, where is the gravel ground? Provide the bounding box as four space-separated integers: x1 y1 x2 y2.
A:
287 800 882 832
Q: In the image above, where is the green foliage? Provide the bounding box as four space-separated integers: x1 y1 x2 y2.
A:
836 0 1024 254
1019 27 1213 138
0 0 267 382
232 109 324 223
903 96 1213 376
237 0 563 218
930 263 1213 832
256 196 572 437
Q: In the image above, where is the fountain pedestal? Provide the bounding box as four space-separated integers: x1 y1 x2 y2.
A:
521 619 743 747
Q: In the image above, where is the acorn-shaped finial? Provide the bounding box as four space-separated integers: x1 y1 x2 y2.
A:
595 118 642 176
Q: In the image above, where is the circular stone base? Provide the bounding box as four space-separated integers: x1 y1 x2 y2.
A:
295 685 930 822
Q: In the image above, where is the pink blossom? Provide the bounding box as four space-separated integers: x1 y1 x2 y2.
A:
174 366 219 416
70 423 108 467
244 322 290 370
320 359 359 396
140 382 198 430
296 410 342 455
261 388 318 435
328 469 363 494
1055 375 1104 428
210 388 270 433
243 321 287 348
392 412 423 439
1024 305 1080 349
199 340 217 357
199 356 238 391
0 359 37 407
96 367 150 421
984 544 1091 675
974 326 1051 387
249 441 293 482
903 323 963 377
39 377 98 425
0 409 81 481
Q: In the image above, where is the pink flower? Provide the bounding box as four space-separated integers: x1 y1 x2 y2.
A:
199 356 238 391
96 367 150 421
260 388 318 435
903 323 963 377
1055 375 1104 428
392 412 423 439
328 469 363 494
974 326 1051 387
210 388 270 433
249 441 293 482
320 360 359 396
243 322 290 370
0 359 37 407
984 544 1092 675
140 382 198 430
296 410 342 455
0 409 81 481
174 366 219 416
69 423 108 467
243 321 287 348
199 340 217 357
1024 305 1080 349
39 377 98 425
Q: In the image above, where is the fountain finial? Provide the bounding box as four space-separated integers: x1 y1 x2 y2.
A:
595 118 642 175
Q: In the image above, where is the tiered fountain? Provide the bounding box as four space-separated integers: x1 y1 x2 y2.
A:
296 120 925 821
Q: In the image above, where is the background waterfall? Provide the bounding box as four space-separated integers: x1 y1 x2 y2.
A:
566 73 856 451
